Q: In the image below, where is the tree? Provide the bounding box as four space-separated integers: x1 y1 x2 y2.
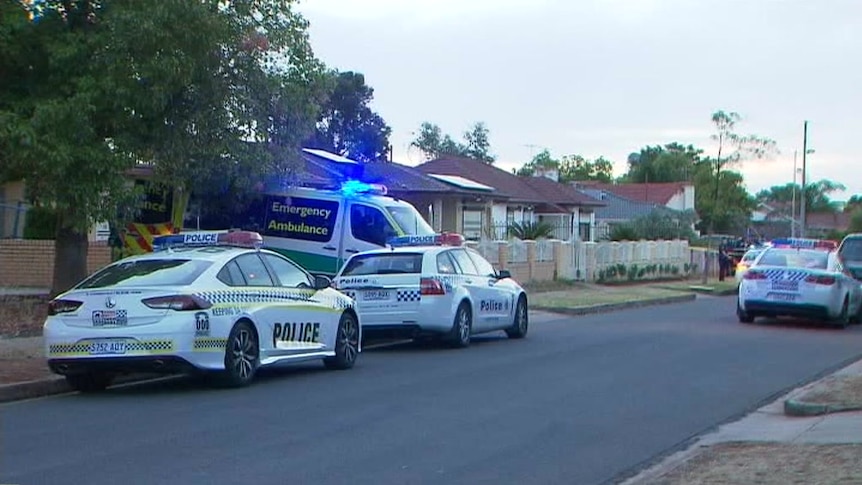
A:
756 180 845 215
694 160 757 234
844 194 862 213
623 143 703 183
609 209 697 241
0 0 327 294
515 150 614 183
306 71 392 162
410 121 495 162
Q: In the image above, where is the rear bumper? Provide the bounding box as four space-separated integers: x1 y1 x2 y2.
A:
741 300 832 320
48 356 198 376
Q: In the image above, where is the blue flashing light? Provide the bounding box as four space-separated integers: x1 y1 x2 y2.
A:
387 233 465 248
340 180 388 198
153 231 263 252
770 238 837 250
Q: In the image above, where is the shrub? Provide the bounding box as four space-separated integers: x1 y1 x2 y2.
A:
508 220 555 240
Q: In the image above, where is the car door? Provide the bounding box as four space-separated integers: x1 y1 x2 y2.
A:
448 249 497 331
467 248 515 326
341 203 401 259
259 252 335 355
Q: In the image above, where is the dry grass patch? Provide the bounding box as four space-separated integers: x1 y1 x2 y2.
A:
531 286 682 309
796 375 862 408
0 295 47 338
0 358 54 385
654 442 862 485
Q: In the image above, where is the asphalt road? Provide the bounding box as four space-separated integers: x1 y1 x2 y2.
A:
4 295 862 485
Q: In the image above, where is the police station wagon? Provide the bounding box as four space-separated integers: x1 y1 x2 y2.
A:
333 234 529 348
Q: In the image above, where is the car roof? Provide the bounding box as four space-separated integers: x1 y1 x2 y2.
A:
114 246 278 266
352 245 462 257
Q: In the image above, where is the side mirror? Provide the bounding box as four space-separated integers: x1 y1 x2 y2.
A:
497 269 512 280
313 274 332 290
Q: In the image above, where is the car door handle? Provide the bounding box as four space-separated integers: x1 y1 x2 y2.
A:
323 245 337 251
464 279 473 284
346 248 360 254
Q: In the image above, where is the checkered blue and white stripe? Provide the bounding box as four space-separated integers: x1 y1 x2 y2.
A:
760 269 808 281
396 289 421 302
194 289 353 310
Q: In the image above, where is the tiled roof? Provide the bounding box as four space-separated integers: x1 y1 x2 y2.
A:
576 182 688 205
578 188 669 220
416 156 603 209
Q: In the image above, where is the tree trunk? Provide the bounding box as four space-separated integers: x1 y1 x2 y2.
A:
52 226 89 297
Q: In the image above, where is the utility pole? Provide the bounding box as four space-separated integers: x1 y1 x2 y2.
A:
791 150 797 238
800 121 809 238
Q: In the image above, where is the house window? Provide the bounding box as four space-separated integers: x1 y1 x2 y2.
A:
462 209 483 240
579 222 592 241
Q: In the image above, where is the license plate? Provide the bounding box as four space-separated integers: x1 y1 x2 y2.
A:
771 281 799 292
92 310 128 327
768 293 797 303
88 340 127 355
362 290 391 301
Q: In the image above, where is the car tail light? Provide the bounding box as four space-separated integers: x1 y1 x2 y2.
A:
805 275 836 285
420 277 445 295
142 295 212 311
48 299 83 315
743 271 767 280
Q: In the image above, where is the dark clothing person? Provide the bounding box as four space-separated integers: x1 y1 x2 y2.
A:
718 247 731 281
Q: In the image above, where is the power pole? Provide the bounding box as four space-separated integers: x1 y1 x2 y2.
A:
791 150 797 238
799 121 809 238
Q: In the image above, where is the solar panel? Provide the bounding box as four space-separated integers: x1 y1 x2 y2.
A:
427 173 494 192
302 148 360 165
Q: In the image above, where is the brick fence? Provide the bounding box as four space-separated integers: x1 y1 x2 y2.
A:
0 239 112 288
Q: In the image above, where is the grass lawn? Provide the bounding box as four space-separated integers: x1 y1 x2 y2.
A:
530 286 683 309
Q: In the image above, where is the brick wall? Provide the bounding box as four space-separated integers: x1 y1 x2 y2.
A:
0 239 112 288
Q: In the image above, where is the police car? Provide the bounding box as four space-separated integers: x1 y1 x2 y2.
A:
332 233 529 347
44 231 360 392
737 238 862 327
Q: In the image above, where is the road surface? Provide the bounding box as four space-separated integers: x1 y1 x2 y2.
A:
3 295 862 485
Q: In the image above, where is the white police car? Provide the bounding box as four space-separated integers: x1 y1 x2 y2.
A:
333 233 528 347
737 238 862 327
44 231 360 392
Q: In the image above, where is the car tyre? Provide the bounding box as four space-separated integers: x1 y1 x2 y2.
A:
446 302 472 348
737 301 755 324
217 320 259 388
66 372 113 393
324 311 360 370
505 295 528 339
833 297 850 329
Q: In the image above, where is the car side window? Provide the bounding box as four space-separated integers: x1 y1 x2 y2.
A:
233 254 275 287
350 203 399 246
263 253 313 288
449 249 479 276
467 249 497 277
217 260 248 286
437 252 458 274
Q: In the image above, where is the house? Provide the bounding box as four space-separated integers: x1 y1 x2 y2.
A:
415 156 604 241
574 181 696 212
804 212 851 237
0 180 27 238
576 187 676 239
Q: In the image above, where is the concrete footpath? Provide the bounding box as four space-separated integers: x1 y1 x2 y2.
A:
621 358 862 484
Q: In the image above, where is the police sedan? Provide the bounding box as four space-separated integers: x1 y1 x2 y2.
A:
737 239 862 327
332 234 529 348
44 231 360 392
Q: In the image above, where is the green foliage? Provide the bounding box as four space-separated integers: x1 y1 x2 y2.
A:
694 160 756 234
23 205 58 240
410 121 495 163
508 220 555 240
623 142 703 183
755 180 845 214
609 209 697 241
306 71 392 162
849 209 862 233
609 223 640 241
515 150 614 183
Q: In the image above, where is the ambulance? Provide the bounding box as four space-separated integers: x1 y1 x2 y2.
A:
241 180 437 276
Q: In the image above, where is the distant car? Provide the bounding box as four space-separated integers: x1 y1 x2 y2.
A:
834 233 862 281
333 233 529 348
737 238 862 327
734 249 765 285
44 231 360 393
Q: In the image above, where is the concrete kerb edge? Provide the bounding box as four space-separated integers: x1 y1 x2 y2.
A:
783 399 862 416
532 293 696 316
0 374 159 403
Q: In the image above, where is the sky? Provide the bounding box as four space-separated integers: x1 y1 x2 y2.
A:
297 0 861 199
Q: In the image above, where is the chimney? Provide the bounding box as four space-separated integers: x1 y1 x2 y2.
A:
534 167 559 182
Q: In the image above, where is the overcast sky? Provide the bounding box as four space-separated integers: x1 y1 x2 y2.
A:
298 0 861 199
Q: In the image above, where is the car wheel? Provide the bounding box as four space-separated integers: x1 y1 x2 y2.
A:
324 311 360 370
852 300 862 325
447 302 472 348
505 295 528 339
65 372 113 393
833 297 850 329
737 301 755 324
218 320 259 387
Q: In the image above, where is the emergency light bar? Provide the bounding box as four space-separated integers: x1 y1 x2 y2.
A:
769 238 838 251
152 231 263 251
340 180 388 197
387 233 465 248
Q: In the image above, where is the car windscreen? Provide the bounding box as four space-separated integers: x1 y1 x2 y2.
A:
386 206 435 236
839 239 862 261
341 253 423 276
742 251 761 262
76 259 214 289
758 249 828 269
